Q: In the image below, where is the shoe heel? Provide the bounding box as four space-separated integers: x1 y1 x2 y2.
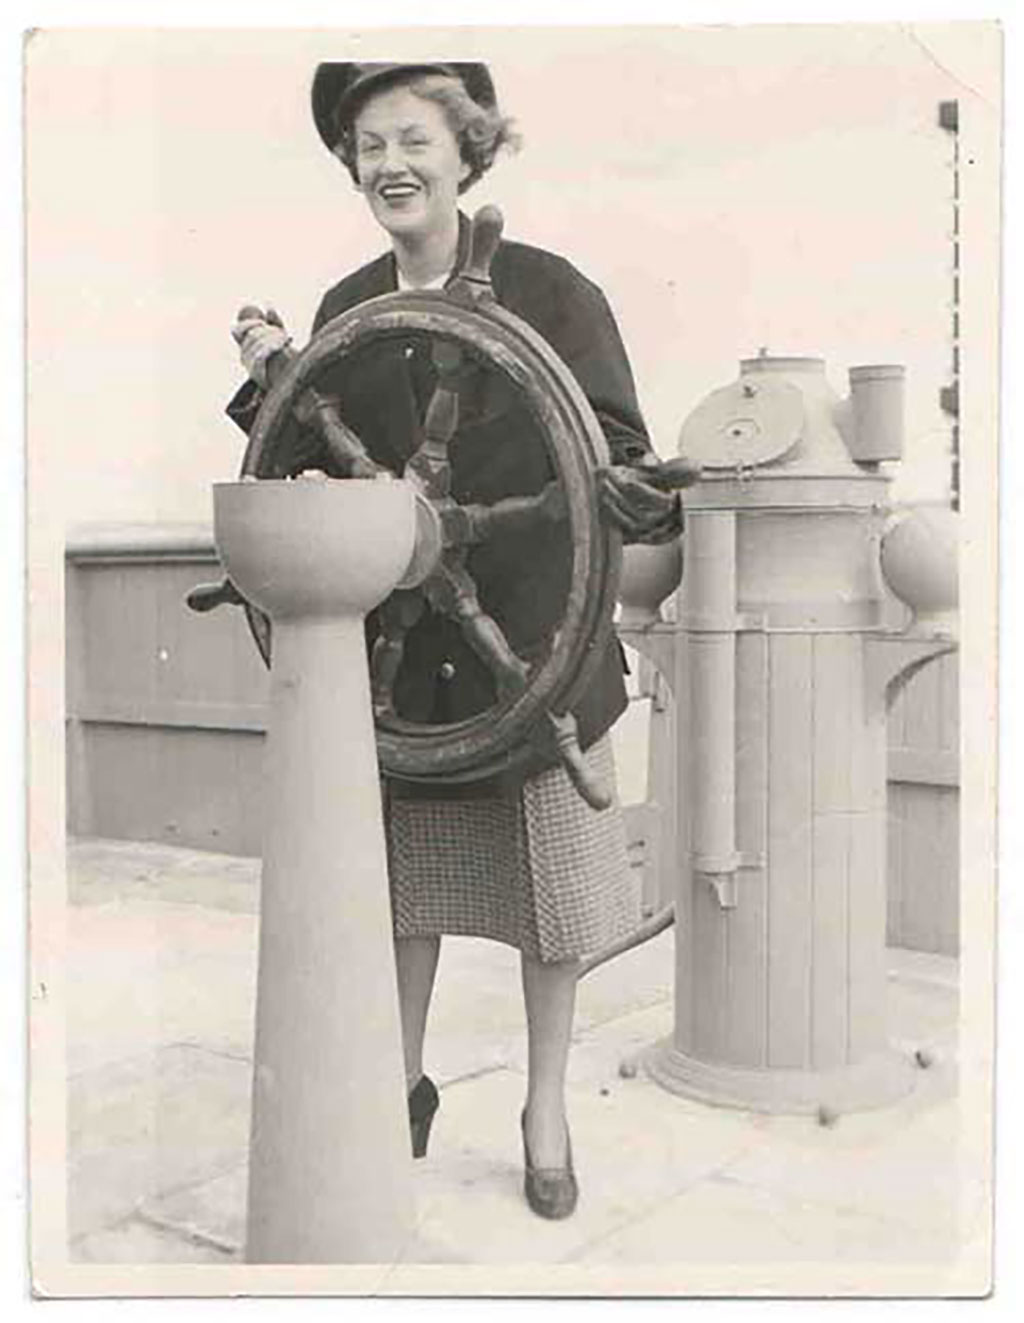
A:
411 1110 435 1160
408 1075 440 1160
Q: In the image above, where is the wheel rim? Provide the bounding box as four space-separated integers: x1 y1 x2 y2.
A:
241 290 621 785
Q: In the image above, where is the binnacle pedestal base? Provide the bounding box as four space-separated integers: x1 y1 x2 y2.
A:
245 615 415 1263
644 1039 917 1117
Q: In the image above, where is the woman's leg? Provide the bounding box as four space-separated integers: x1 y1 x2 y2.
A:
394 935 441 1089
520 952 580 1167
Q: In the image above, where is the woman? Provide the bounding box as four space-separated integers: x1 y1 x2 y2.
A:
229 61 680 1220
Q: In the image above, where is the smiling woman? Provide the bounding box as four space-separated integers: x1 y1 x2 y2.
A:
226 58 683 1222
317 62 520 287
350 84 475 279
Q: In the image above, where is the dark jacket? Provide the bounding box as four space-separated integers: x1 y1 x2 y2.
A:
227 213 653 793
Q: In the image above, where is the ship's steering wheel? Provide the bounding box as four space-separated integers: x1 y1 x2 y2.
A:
192 207 627 808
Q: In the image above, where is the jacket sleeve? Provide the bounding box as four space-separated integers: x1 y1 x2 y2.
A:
225 377 262 436
567 285 652 468
506 257 653 469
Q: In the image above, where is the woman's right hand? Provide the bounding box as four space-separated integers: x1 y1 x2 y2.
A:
230 306 292 388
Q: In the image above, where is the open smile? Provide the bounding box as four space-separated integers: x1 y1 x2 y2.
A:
377 181 422 204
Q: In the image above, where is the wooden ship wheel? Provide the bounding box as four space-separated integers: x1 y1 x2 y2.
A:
190 208 624 810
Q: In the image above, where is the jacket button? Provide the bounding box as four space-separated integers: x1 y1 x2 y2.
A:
438 660 456 681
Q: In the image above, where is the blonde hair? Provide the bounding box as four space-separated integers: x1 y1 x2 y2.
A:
335 72 520 193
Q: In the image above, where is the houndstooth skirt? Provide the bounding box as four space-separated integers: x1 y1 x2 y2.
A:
384 735 640 963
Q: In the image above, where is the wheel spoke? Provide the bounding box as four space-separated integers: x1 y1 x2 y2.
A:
443 481 567 547
446 205 503 308
403 341 463 500
249 329 381 479
425 556 530 698
291 391 381 478
546 711 613 810
370 590 426 719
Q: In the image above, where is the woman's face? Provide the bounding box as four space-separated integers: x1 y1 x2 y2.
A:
352 85 469 242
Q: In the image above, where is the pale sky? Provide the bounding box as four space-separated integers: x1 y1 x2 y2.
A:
26 24 999 531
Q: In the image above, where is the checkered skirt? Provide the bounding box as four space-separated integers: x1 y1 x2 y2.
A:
384 735 640 963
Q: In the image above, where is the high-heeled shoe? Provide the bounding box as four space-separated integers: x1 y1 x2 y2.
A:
408 1075 439 1159
520 1110 578 1220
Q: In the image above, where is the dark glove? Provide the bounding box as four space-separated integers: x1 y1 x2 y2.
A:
598 464 683 545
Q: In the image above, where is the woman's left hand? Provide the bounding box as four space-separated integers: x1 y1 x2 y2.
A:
597 464 683 545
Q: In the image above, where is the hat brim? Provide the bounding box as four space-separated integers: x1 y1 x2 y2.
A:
311 62 496 151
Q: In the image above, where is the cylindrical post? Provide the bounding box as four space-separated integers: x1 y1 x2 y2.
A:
684 512 738 887
245 615 415 1263
846 364 905 463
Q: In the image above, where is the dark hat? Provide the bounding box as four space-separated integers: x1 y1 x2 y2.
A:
311 62 496 151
